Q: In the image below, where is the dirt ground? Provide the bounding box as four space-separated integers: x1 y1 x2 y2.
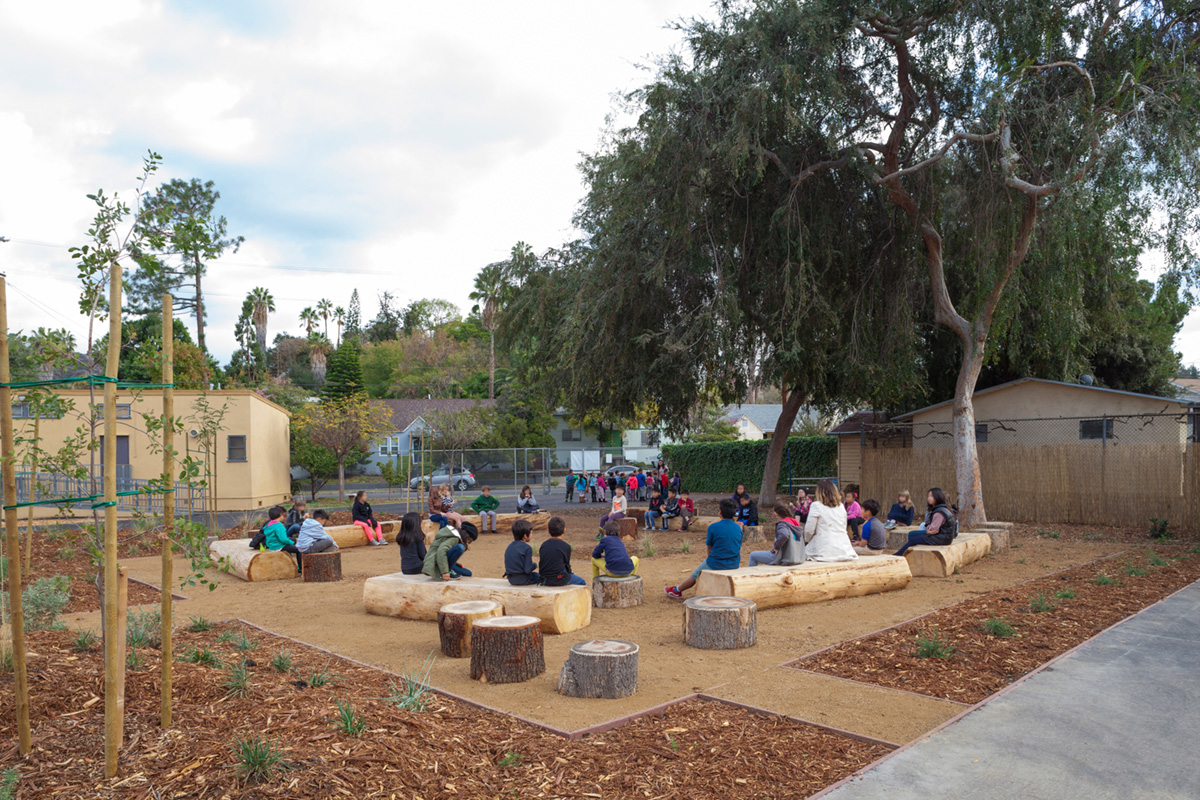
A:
64 511 1166 746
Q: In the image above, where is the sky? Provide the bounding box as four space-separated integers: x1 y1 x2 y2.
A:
0 0 1197 369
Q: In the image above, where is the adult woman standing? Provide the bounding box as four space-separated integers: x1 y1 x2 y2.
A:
802 480 857 562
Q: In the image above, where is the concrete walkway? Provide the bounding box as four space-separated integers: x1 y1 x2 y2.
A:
821 580 1200 800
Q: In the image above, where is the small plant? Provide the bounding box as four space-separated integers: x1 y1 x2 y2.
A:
1029 591 1056 613
333 697 367 736
270 651 293 673
22 576 71 631
126 649 146 670
913 627 955 659
1147 551 1168 567
216 630 236 643
1055 589 1076 599
187 615 214 632
181 646 222 667
0 767 18 800
56 545 77 560
640 533 656 558
231 632 259 652
497 751 523 768
72 629 98 652
980 617 1016 638
306 662 336 688
223 662 251 697
1015 558 1027 565
668 734 679 752
679 540 691 554
231 732 284 782
1148 518 1171 540
126 608 163 649
1092 573 1120 586
384 653 436 711
1036 529 1060 539
1123 564 1149 577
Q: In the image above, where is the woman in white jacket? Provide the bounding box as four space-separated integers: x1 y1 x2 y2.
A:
803 479 858 562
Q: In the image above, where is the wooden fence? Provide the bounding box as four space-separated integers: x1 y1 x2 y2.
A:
860 442 1200 531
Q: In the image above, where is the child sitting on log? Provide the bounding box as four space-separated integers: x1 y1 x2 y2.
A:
285 497 307 540
643 487 665 531
735 492 759 527
539 516 586 586
660 488 683 530
591 520 639 578
422 520 478 581
598 485 627 535
790 488 812 524
516 485 542 514
665 497 742 598
470 486 500 534
395 511 426 575
352 490 387 546
853 499 888 555
504 518 541 585
748 504 806 566
844 488 864 542
296 509 338 555
678 490 695 530
885 490 915 530
262 505 303 573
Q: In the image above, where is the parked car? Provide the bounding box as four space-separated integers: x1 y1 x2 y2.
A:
410 467 476 492
604 464 639 480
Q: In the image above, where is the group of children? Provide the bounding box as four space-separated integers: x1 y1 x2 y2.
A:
248 496 342 573
565 466 683 505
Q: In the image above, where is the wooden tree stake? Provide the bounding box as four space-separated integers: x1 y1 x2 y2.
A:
682 596 757 650
469 615 545 683
160 293 174 728
592 575 643 608
103 262 124 778
557 639 639 699
438 600 502 658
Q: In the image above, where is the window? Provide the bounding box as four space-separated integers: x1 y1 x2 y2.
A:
96 403 132 419
640 430 661 447
13 403 30 420
378 436 400 456
740 418 748 427
975 423 989 443
228 435 247 461
561 427 582 442
1079 419 1114 441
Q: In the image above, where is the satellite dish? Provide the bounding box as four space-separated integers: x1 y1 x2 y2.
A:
1078 374 1095 386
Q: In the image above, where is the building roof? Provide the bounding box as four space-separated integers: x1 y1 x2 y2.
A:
38 387 292 416
372 398 496 432
1171 379 1200 403
828 410 890 436
894 377 1193 422
721 403 821 433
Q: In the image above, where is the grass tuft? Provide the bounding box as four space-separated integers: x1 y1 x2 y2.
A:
1092 573 1120 586
497 751 523 768
126 608 162 649
1147 551 1168 568
980 617 1016 638
913 627 955 659
231 733 284 783
72 629 98 652
384 653 436 711
1029 591 1057 613
306 662 336 688
1055 588 1076 599
126 649 147 670
270 651 293 673
1036 529 1060 539
333 697 367 737
223 661 251 697
1123 563 1149 577
186 615 214 632
180 646 222 667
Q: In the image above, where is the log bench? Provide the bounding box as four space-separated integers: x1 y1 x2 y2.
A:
362 572 592 634
693 556 912 609
420 513 550 536
325 520 403 548
904 532 991 578
209 539 298 582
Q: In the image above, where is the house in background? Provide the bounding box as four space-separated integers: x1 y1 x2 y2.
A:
1171 378 1200 404
722 403 824 441
550 410 607 451
367 399 497 475
13 389 291 512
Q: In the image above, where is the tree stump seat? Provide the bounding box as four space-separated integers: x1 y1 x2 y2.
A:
437 600 503 658
592 575 643 608
557 639 639 699
616 517 639 542
693 556 912 609
301 551 342 582
683 596 757 650
470 615 545 684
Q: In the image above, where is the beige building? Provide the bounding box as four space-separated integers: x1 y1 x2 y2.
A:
13 389 291 512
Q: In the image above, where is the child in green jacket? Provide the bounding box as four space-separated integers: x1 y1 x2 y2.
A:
470 487 500 534
262 505 303 573
422 521 480 581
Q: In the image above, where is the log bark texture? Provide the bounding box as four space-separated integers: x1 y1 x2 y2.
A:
470 616 545 684
904 533 991 578
363 572 591 634
421 513 549 537
437 600 503 658
682 596 757 650
617 517 639 542
592 575 643 609
301 551 343 583
557 639 639 699
209 540 297 582
694 557 911 609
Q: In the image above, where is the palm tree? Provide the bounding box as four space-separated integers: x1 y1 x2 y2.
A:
299 307 318 335
333 306 345 347
248 287 275 352
308 333 332 384
316 298 333 338
469 261 512 399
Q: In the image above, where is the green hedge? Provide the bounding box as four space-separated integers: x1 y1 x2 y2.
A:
661 437 837 493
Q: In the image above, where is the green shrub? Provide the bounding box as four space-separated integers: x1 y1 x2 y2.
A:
231 733 284 782
1148 518 1171 539
0 767 17 800
1092 573 1120 586
913 627 955 659
181 646 222 667
23 576 71 631
127 608 162 649
187 615 214 632
1147 551 1168 567
333 697 366 736
270 651 293 673
980 617 1016 638
1029 591 1056 613
72 629 98 652
660 436 837 492
1036 529 1060 539
497 752 523 768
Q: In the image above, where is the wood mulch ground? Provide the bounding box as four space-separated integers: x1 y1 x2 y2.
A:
0 623 884 799
794 544 1200 705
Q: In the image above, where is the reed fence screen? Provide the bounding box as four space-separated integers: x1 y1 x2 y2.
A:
858 412 1199 531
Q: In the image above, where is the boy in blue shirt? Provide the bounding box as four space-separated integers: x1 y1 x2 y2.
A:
504 519 540 585
665 498 742 598
591 520 639 578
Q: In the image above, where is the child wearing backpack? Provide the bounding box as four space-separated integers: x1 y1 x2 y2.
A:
894 488 957 556
261 505 303 573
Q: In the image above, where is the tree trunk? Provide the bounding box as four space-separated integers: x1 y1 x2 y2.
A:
557 639 639 699
337 460 346 503
437 600 503 658
301 551 343 582
469 616 545 683
255 321 266 353
952 333 988 527
488 329 495 400
194 264 205 355
682 596 757 650
758 386 804 507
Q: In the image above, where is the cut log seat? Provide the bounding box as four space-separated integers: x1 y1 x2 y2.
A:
420 513 549 536
904 532 991 578
209 539 298 582
886 525 923 550
325 519 402 548
666 515 719 531
362 572 591 634
693 556 911 609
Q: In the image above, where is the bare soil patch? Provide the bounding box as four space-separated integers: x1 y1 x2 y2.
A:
1 624 884 799
794 545 1200 704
